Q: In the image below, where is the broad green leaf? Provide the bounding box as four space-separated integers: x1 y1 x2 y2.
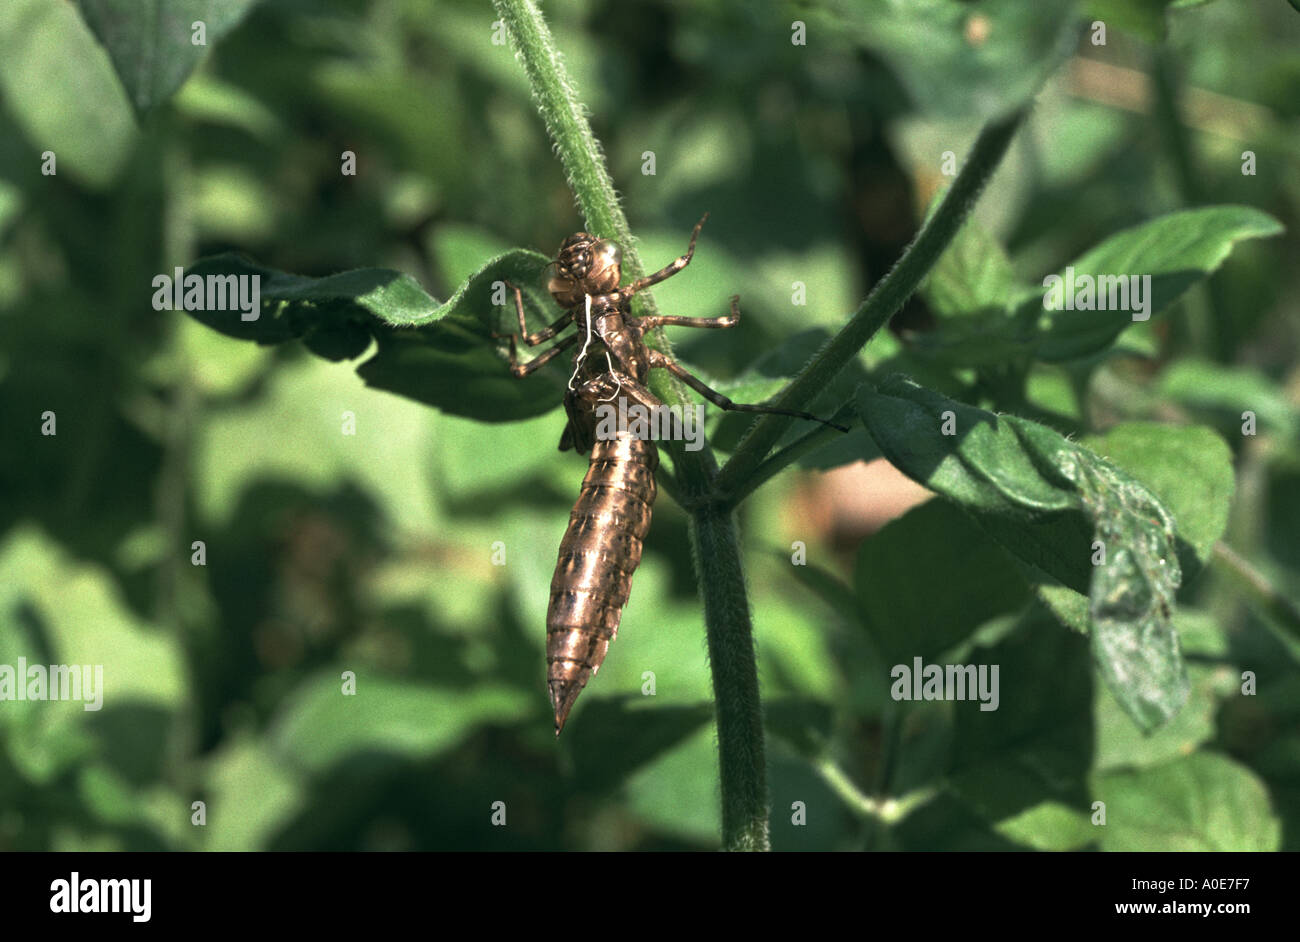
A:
857 377 1189 730
854 500 1030 665
1096 662 1235 772
1025 366 1082 422
1159 360 1298 440
625 726 721 843
1093 752 1281 851
993 801 1094 851
202 737 304 851
568 699 713 795
0 0 137 190
183 249 566 421
1034 206 1283 361
270 673 530 774
907 195 1039 367
758 595 843 702
76 0 263 113
1082 423 1234 572
1066 453 1186 732
184 253 441 344
920 218 1019 319
946 607 1094 837
0 525 185 709
0 526 186 786
902 309 1039 367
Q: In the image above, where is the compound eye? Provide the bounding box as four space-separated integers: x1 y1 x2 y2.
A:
587 239 622 292
592 239 622 269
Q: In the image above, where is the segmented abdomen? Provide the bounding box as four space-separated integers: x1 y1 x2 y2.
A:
546 433 658 734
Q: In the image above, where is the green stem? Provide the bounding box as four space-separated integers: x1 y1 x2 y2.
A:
692 500 769 850
496 0 769 850
719 404 854 511
1212 542 1300 646
714 106 1030 500
492 0 671 337
814 755 936 826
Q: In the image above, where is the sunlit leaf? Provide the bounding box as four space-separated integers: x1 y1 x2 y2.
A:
76 0 263 113
857 377 1190 730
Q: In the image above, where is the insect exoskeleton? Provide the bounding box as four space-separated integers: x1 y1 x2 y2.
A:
548 234 623 306
494 214 847 735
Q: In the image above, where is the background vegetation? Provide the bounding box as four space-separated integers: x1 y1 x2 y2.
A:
0 0 1297 850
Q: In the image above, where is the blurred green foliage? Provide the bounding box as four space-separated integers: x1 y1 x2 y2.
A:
1 0 1298 851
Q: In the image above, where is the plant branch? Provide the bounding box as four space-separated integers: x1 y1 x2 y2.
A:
496 0 770 850
719 404 855 511
713 105 1030 500
814 755 937 825
692 501 769 850
1212 542 1300 646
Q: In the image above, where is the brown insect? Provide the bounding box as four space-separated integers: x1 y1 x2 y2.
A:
496 215 846 734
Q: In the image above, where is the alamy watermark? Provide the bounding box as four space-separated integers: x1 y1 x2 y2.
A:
0 658 103 711
50 872 150 922
152 266 261 321
890 657 999 711
593 397 706 452
1043 267 1152 321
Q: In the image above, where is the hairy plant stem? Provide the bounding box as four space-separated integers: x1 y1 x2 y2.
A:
1212 542 1300 646
495 0 769 850
714 105 1030 500
719 405 854 511
497 0 1031 849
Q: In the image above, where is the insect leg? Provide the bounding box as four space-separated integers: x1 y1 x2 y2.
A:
647 350 850 432
574 370 664 412
619 213 709 297
639 294 741 330
499 329 580 378
501 279 570 346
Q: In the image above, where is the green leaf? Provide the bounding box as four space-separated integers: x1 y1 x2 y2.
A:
921 218 1019 319
946 606 1094 841
184 254 441 344
568 699 714 795
993 801 1094 851
0 0 137 190
270 673 530 774
1093 752 1281 851
907 215 1041 366
1034 206 1284 362
1096 660 1235 772
1082 423 1234 572
854 500 1030 665
202 737 303 851
1159 360 1298 440
857 377 1189 731
76 0 263 113
184 249 567 421
0 526 187 786
624 726 721 843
